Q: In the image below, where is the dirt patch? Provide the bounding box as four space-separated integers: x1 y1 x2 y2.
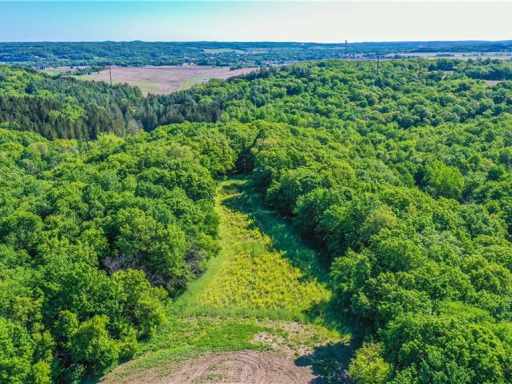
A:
127 351 318 384
484 80 503 87
252 321 334 358
79 65 257 95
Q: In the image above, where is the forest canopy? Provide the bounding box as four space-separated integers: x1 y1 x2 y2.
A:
2 58 512 383
0 121 258 382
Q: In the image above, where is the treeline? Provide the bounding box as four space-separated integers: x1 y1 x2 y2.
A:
3 60 512 142
0 66 224 140
2 41 512 68
0 41 352 68
209 60 512 129
0 122 257 383
430 58 512 80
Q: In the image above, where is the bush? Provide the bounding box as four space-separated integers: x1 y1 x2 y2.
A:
348 343 391 384
70 316 120 376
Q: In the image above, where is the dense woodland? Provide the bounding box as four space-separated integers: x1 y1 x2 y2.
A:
2 59 512 383
0 65 222 139
2 58 512 141
2 40 512 68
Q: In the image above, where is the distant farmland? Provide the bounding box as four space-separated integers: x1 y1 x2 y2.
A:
79 65 257 95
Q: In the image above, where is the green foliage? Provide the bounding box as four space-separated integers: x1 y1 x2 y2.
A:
0 122 249 381
384 314 512 384
424 161 465 199
112 270 168 339
69 316 120 376
348 343 391 384
3 58 512 383
0 317 36 384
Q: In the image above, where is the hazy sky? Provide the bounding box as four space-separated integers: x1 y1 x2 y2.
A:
1 1 511 43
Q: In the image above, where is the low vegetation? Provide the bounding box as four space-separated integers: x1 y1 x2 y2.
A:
184 179 330 317
79 65 256 95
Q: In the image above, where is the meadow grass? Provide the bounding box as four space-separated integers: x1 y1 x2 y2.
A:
176 178 331 317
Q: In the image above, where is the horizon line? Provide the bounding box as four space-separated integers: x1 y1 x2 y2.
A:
2 38 512 44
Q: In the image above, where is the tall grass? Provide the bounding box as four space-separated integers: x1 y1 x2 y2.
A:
177 178 331 317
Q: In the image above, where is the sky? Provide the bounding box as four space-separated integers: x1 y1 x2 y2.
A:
0 1 511 43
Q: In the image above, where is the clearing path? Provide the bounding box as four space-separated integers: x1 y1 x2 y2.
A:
102 179 350 384
178 178 330 316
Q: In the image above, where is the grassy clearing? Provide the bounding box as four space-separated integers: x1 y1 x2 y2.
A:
176 178 330 318
101 178 349 383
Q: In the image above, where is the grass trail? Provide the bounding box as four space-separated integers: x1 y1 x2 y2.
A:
101 178 350 383
176 178 330 318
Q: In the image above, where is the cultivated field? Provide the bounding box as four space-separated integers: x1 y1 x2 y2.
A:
79 65 257 95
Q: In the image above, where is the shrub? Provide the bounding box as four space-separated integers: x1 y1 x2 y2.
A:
348 343 391 384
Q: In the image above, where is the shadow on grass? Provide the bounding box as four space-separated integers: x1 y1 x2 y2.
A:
221 178 329 285
221 178 359 383
221 178 354 329
295 341 355 384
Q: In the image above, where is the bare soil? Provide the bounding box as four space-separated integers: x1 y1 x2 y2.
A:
80 65 257 95
484 80 503 87
105 351 317 384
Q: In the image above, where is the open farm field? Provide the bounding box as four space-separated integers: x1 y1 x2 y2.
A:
79 65 257 95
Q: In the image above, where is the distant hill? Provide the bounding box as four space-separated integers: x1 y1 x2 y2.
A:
1 40 512 68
